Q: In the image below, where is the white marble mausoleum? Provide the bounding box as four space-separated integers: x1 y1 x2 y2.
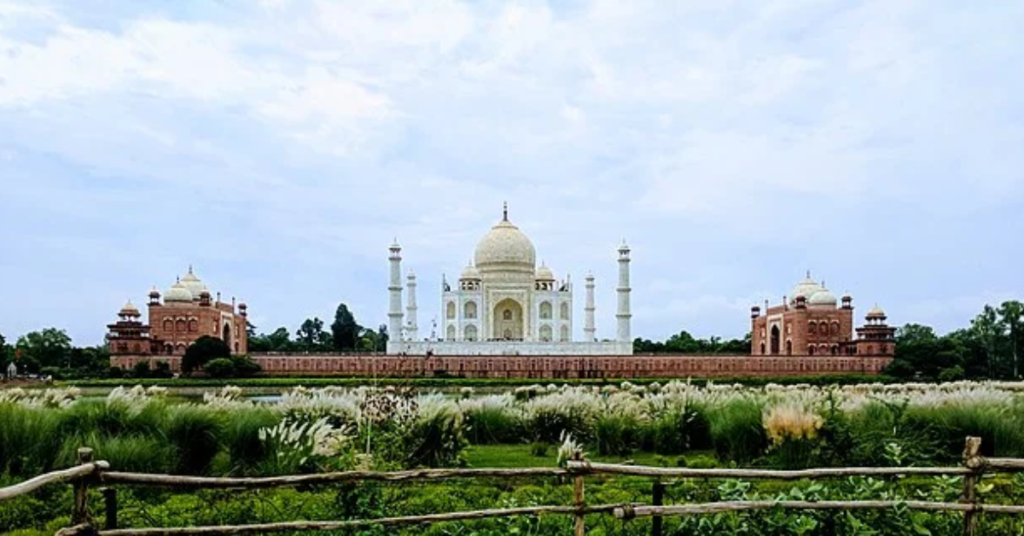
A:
385 204 633 356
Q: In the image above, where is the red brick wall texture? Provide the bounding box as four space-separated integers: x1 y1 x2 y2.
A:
110 353 891 379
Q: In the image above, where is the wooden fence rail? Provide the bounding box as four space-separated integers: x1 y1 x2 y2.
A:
0 436 1015 536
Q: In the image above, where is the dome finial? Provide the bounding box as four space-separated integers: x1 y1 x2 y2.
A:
502 201 508 221
806 269 811 279
188 264 193 275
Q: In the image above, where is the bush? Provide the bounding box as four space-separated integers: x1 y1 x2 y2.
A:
132 360 151 378
230 355 262 377
203 358 235 379
182 336 231 375
529 442 549 457
107 366 124 379
938 365 965 382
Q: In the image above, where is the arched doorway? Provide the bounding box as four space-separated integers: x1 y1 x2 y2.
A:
770 325 780 355
222 323 232 347
493 298 524 340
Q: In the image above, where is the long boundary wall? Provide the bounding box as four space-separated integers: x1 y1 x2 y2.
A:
112 353 892 379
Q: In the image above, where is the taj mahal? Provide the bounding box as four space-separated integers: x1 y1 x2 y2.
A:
386 204 634 356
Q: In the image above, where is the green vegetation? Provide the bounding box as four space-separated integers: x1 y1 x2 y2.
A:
887 300 1024 380
6 381 1024 534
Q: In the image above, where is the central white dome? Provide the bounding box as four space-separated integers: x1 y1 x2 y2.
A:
474 212 536 271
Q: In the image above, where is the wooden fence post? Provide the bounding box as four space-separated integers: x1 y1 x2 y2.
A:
72 448 94 526
651 481 665 536
961 436 983 536
573 452 586 536
101 487 118 530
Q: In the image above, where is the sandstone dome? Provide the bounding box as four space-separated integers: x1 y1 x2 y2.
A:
119 301 140 317
474 211 536 272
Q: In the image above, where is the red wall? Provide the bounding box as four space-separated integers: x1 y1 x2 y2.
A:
111 353 892 379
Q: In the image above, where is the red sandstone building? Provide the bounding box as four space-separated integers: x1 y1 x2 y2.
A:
750 273 895 358
108 268 248 370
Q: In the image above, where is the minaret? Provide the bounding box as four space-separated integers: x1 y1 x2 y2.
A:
388 240 404 349
616 240 632 344
584 272 596 342
406 270 419 341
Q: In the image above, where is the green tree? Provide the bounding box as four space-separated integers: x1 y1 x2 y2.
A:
296 317 330 351
330 304 361 351
972 306 1009 378
998 300 1024 378
15 328 73 373
181 335 231 375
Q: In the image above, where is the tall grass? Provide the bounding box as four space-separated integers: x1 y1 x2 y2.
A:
0 404 65 475
702 397 767 463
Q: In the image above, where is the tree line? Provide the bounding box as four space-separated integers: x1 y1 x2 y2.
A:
633 331 752 354
247 303 390 353
887 300 1023 381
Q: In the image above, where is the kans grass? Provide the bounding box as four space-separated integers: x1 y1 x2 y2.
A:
6 381 1024 535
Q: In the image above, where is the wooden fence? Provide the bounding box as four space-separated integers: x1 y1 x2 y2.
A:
3 437 1024 536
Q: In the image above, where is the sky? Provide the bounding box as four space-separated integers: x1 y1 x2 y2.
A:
0 0 1022 347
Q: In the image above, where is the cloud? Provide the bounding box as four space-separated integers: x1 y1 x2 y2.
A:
0 0 1022 345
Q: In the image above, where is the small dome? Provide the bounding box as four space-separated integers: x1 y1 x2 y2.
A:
148 288 161 299
180 268 208 299
460 263 481 281
164 281 193 303
790 273 822 302
808 289 837 306
119 301 140 317
473 206 536 271
867 305 887 319
535 263 555 281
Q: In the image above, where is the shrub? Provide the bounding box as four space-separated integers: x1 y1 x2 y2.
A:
182 336 231 375
132 360 151 378
529 442 549 457
203 358 235 379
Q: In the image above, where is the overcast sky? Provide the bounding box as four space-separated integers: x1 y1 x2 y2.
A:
1 0 1022 347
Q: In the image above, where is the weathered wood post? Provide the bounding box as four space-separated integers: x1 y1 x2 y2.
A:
101 487 118 530
961 436 983 536
651 481 665 536
73 448 94 526
573 451 586 536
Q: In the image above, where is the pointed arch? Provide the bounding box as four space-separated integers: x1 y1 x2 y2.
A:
539 325 553 342
464 324 478 342
446 324 456 341
539 301 553 320
464 301 477 319
560 302 569 320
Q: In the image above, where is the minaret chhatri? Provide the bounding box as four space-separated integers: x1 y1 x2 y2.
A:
616 240 632 344
584 272 596 342
388 239 404 346
406 269 418 341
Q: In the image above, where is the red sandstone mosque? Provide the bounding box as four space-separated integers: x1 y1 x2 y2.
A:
107 268 248 370
750 272 896 358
